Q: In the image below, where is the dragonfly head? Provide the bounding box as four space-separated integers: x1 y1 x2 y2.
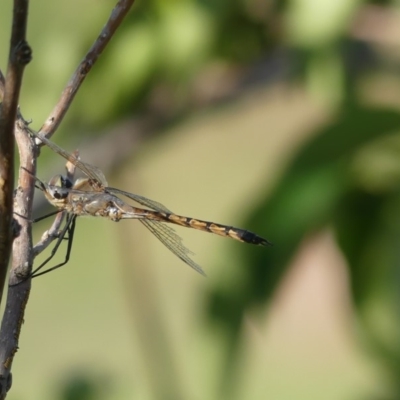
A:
46 174 73 200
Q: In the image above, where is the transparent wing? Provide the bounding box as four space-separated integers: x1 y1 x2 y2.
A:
31 129 108 187
140 219 206 276
30 130 176 213
107 187 173 213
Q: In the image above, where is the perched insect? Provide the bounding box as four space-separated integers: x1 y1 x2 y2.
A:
30 129 271 277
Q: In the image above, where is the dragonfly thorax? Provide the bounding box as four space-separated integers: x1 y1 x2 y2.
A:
106 205 122 222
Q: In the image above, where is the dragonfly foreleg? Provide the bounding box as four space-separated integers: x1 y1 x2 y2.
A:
31 214 76 278
32 210 62 223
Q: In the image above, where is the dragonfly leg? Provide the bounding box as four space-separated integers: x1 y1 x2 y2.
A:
13 209 61 223
32 210 62 223
30 214 76 278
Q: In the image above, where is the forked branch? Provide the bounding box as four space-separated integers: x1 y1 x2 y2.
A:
0 0 31 309
0 1 136 398
39 0 136 139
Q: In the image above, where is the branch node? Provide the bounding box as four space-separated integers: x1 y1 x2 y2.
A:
13 40 32 66
11 218 22 239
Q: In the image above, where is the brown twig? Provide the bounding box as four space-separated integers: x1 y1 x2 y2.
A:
0 120 35 400
0 2 135 397
33 212 65 256
39 0 136 139
0 70 5 97
0 1 32 396
0 0 31 311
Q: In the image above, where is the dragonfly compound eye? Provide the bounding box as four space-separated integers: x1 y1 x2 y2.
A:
49 187 69 200
47 175 72 200
61 176 73 189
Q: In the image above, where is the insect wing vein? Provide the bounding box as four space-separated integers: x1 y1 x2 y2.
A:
140 219 205 276
31 130 108 187
108 187 173 213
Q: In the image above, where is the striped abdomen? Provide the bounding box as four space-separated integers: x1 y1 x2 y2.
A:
141 210 271 246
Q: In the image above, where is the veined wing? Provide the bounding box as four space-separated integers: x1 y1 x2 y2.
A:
31 130 173 214
107 187 173 213
30 129 108 187
140 219 205 276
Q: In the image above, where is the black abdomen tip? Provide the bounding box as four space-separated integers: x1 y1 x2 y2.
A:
241 230 272 246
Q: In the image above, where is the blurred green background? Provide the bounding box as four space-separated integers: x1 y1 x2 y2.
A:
2 0 400 399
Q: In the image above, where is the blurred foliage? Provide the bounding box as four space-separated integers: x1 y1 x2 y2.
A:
0 0 274 129
57 373 106 400
187 0 400 398
74 0 275 127
209 104 400 392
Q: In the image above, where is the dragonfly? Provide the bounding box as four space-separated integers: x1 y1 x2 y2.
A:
29 129 271 278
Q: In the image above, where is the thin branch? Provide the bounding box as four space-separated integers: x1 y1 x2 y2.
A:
39 0 136 138
0 2 136 397
33 211 65 256
0 1 32 397
0 120 35 400
0 0 31 310
0 123 81 400
0 69 5 97
0 121 77 400
0 1 135 397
